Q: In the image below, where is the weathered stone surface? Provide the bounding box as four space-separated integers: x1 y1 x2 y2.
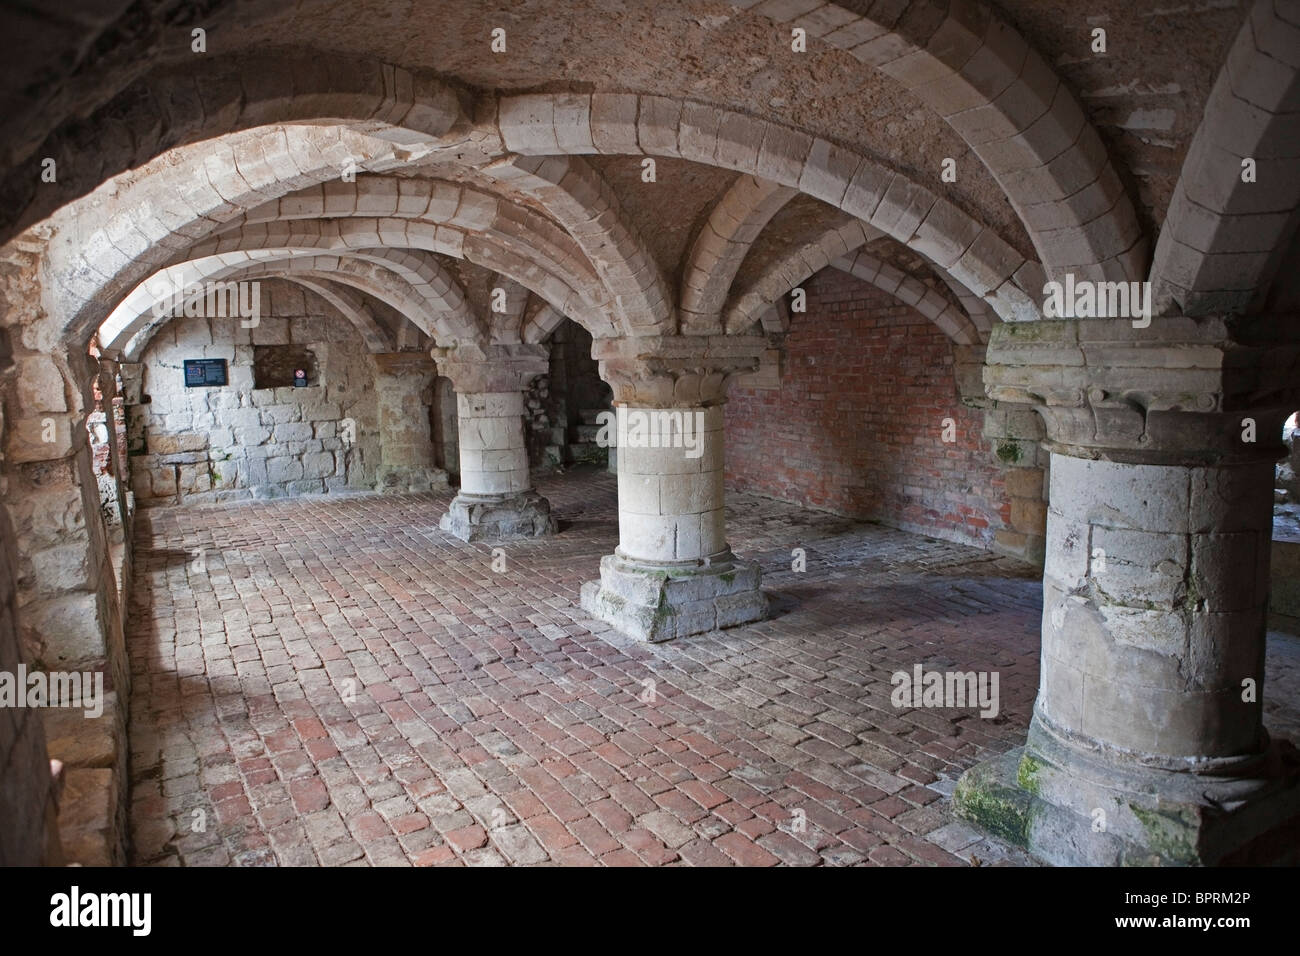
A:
955 733 1300 867
122 284 450 507
581 551 766 643
43 692 119 768
2 1 1296 874
57 768 118 866
439 489 555 542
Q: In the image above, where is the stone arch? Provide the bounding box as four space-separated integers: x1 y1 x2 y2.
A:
214 178 615 327
933 272 996 338
1 51 462 245
32 87 1046 365
476 153 674 334
225 177 601 295
725 219 873 334
487 276 531 344
42 124 453 351
522 302 567 345
115 261 432 363
497 92 1042 323
173 216 612 338
1149 0 1300 315
721 216 984 346
3 8 1143 292
724 0 1145 284
680 175 797 333
116 270 400 361
102 250 475 357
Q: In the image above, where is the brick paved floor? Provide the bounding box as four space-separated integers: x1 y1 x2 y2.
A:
126 468 1300 866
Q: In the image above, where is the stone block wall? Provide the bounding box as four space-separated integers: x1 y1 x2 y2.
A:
981 402 1050 564
725 267 1016 552
125 279 441 506
1 241 129 865
0 499 61 865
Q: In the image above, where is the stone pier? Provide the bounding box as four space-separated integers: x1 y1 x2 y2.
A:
433 343 556 542
580 335 768 642
373 351 449 493
955 317 1300 866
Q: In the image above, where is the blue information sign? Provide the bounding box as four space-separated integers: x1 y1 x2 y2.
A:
183 359 228 388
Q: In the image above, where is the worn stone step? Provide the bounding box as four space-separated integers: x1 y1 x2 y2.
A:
58 768 117 866
43 691 120 769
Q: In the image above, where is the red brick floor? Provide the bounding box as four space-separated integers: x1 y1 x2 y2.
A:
126 468 1300 866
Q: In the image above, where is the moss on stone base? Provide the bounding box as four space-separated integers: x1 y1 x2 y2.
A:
1016 753 1043 796
1128 804 1199 865
953 755 1035 847
996 440 1023 464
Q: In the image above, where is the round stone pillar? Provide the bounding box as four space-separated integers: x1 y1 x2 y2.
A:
579 335 768 642
457 391 531 497
433 344 555 542
955 316 1300 866
1040 454 1273 767
615 403 726 564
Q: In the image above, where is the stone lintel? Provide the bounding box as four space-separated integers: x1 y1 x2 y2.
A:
373 351 438 376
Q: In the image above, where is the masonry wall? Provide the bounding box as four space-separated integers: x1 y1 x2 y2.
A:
0 242 131 866
725 268 1010 550
127 280 389 506
0 500 60 865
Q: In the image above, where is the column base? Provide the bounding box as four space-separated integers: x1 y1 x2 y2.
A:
953 717 1300 866
439 490 556 542
580 550 767 643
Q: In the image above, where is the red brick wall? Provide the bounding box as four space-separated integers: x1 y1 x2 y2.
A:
724 268 1009 548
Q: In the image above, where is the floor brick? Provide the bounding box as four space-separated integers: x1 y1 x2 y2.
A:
126 470 1300 867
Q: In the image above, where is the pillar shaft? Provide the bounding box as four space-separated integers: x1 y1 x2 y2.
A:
955 317 1300 866
433 343 555 542
373 352 448 493
457 391 531 497
615 404 725 565
1041 454 1272 768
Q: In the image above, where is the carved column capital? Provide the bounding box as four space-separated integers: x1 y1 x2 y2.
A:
590 334 767 406
984 317 1300 465
430 342 549 393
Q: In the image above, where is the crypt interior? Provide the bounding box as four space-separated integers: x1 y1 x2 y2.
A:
1 0 1299 867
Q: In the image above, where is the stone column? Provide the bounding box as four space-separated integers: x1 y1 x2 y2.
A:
955 317 1300 866
433 343 555 541
580 335 768 642
372 352 449 493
